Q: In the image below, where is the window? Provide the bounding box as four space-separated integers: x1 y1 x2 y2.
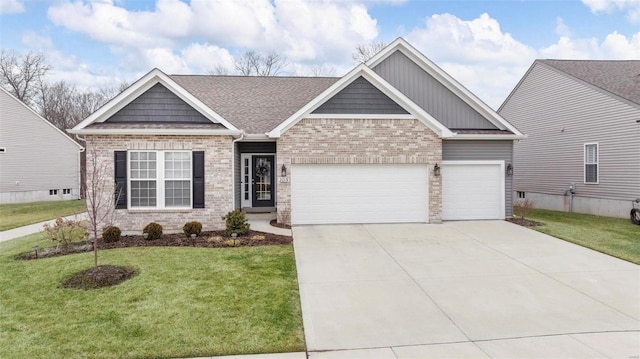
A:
584 143 598 184
49 189 58 196
62 188 71 195
517 191 526 199
128 151 191 209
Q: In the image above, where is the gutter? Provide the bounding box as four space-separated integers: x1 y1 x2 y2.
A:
67 129 244 136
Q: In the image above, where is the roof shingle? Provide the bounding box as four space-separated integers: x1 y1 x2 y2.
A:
540 60 640 105
170 75 338 134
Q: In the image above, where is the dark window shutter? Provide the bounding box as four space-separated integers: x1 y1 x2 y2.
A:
193 151 205 208
114 151 127 209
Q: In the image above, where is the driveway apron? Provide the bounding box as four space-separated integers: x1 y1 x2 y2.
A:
293 221 640 358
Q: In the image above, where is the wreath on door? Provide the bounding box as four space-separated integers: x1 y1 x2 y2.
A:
255 160 270 177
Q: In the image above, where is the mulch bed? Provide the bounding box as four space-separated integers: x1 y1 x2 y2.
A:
507 217 543 227
63 265 138 290
270 219 292 229
18 230 292 261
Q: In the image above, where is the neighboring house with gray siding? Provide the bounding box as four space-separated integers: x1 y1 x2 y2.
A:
0 88 84 203
499 60 640 218
70 38 524 231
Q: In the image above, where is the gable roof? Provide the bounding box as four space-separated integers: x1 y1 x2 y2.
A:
366 38 524 138
268 64 455 138
0 87 83 149
171 75 338 134
70 68 241 135
539 60 640 106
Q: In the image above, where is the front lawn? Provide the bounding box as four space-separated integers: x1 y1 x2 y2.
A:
0 200 86 231
526 208 640 264
0 234 304 358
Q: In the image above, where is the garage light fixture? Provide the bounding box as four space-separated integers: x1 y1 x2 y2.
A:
434 163 440 176
506 163 513 176
281 164 287 177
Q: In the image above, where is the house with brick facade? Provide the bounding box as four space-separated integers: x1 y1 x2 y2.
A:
69 38 524 231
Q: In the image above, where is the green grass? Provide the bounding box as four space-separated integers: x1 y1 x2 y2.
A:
0 235 305 358
0 200 87 231
526 208 640 264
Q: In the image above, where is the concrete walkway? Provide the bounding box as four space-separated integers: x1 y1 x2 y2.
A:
294 221 640 358
0 212 87 243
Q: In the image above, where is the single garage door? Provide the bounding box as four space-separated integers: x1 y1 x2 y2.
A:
291 164 428 225
442 161 504 220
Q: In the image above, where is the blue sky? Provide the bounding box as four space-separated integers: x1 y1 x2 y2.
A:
1 0 639 108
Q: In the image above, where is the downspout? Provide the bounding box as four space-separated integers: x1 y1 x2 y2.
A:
231 132 245 210
75 135 87 200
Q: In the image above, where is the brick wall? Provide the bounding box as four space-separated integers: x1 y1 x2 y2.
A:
85 135 233 232
276 118 442 224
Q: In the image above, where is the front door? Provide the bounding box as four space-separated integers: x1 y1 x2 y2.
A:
252 155 275 207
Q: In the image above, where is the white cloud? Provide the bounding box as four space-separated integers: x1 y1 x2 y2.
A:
0 0 24 14
46 0 378 72
406 13 537 108
21 32 54 50
582 0 640 22
555 17 571 37
541 31 640 59
181 43 235 73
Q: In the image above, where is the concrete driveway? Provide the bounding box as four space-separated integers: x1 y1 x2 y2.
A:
293 221 640 358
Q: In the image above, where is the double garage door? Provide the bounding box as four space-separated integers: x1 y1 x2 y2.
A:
290 162 504 225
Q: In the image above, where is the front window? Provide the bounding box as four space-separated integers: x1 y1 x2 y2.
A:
584 143 598 184
129 151 191 208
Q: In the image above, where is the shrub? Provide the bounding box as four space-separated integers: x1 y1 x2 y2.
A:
143 222 163 240
182 221 203 237
514 198 535 219
222 209 250 237
42 217 88 247
102 226 121 243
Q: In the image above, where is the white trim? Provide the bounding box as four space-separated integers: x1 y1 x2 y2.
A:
583 142 599 184
240 154 252 208
448 134 528 140
0 87 83 150
71 68 238 132
267 64 454 138
304 113 417 120
366 38 524 137
68 128 242 136
441 160 506 220
240 153 277 209
127 150 193 210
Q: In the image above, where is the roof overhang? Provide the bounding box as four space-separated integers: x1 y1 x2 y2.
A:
448 133 528 140
67 128 243 136
267 64 454 138
71 68 238 133
366 38 525 137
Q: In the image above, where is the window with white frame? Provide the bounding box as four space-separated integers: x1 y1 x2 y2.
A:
129 151 191 208
584 143 598 184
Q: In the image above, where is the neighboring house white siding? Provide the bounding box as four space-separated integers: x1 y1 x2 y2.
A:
0 89 83 203
499 62 640 217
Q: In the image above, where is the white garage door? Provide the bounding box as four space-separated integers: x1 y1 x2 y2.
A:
291 164 428 225
442 161 505 220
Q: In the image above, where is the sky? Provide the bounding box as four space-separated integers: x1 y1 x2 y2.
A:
0 0 639 109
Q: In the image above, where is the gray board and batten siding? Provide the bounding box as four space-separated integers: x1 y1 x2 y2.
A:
373 51 497 130
106 83 210 124
312 76 408 114
443 140 514 217
0 89 82 203
498 61 640 202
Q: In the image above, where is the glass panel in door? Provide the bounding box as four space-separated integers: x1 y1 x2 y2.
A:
252 155 275 207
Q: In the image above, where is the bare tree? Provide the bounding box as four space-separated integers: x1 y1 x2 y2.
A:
234 50 288 76
0 49 50 106
307 65 337 77
85 149 120 268
352 41 388 64
208 64 232 75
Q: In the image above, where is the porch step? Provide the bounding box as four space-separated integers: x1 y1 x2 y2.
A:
245 212 277 221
